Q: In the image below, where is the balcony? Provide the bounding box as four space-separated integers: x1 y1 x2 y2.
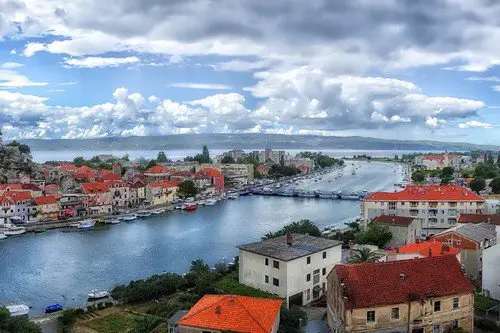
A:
428 202 438 208
428 209 438 217
410 202 418 208
448 202 457 208
410 210 419 217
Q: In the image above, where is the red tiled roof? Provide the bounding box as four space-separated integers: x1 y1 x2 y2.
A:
82 182 110 194
21 184 42 191
58 164 79 172
100 172 121 181
172 170 194 177
77 165 95 172
74 171 97 180
178 295 282 333
390 240 461 258
4 191 33 203
0 184 23 191
0 196 14 205
149 181 179 188
422 154 446 161
364 184 484 202
333 256 473 309
458 214 500 226
45 184 59 190
130 180 146 189
196 167 223 178
34 195 58 205
372 215 415 226
146 165 172 174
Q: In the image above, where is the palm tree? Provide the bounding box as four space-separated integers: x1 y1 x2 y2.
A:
349 248 380 263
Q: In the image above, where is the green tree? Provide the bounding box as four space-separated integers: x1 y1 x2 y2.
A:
355 223 393 248
349 248 381 263
73 156 85 166
474 163 498 179
6 140 31 155
470 177 486 194
440 167 454 177
262 219 321 240
0 307 41 333
278 306 307 333
490 177 500 194
202 145 210 162
156 151 168 163
146 159 157 170
90 156 101 163
497 155 500 167
221 155 235 164
178 180 198 197
411 170 425 183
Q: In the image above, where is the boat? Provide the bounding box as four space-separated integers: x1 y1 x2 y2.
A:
34 228 47 234
227 193 239 199
45 304 63 313
77 220 95 229
151 208 166 214
205 199 217 206
6 304 30 317
4 225 26 236
175 205 183 210
137 211 152 218
183 204 197 211
120 213 137 221
105 218 121 224
88 290 110 300
0 232 6 239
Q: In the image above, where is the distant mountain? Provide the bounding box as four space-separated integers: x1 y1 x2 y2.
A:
19 134 500 152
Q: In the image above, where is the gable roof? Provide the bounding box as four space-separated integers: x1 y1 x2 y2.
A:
4 191 33 203
177 295 282 333
364 184 483 202
0 196 15 205
100 172 121 181
458 214 500 226
58 164 79 172
145 165 172 174
149 181 179 189
82 182 110 194
0 184 23 191
372 215 415 226
333 256 473 309
199 167 223 178
34 195 58 205
434 223 496 244
238 233 341 261
391 240 461 258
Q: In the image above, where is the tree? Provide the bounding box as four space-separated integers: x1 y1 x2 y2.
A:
73 156 85 166
262 220 321 240
0 307 41 333
6 140 31 155
202 145 210 162
490 177 500 194
474 163 498 179
278 306 307 333
355 223 393 248
178 180 198 197
221 155 235 164
156 151 168 163
349 248 381 263
470 177 486 194
440 167 454 178
411 170 425 183
497 155 500 167
146 159 157 170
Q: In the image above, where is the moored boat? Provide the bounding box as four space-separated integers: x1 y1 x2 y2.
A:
6 304 29 317
88 290 110 300
227 193 239 199
77 220 95 229
120 213 137 221
151 208 166 214
183 204 197 211
45 303 63 313
204 199 217 206
137 211 152 218
4 225 26 236
0 232 6 239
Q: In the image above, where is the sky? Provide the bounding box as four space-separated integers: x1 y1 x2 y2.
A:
1 0 500 144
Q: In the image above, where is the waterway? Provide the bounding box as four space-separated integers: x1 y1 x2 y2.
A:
0 161 404 315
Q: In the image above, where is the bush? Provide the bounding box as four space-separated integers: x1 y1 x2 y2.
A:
262 219 321 240
470 177 486 193
355 223 393 248
475 317 499 331
279 305 307 333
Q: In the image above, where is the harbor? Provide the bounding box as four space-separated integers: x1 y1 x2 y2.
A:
0 161 405 316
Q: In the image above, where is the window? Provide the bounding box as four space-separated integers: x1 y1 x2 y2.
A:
434 301 441 312
273 260 279 269
391 307 400 320
307 256 311 264
322 268 326 275
265 275 269 283
432 324 440 333
306 289 311 301
452 320 458 329
313 270 320 285
453 297 459 309
265 258 269 266
366 310 375 323
323 251 327 259
306 274 311 282
273 278 279 286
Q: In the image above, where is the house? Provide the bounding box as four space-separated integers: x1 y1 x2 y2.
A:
238 233 342 306
177 294 282 333
195 168 224 192
3 191 36 222
129 180 147 205
199 163 254 186
81 182 112 215
167 310 188 333
146 181 179 206
476 154 485 164
256 165 271 177
33 195 60 221
387 240 461 262
99 171 122 182
0 184 23 194
107 180 130 210
0 195 15 226
371 215 422 247
458 213 500 236
326 256 474 333
169 170 194 182
60 194 88 217
482 243 500 299
414 153 463 170
44 184 59 195
432 222 496 279
144 165 172 181
362 184 485 235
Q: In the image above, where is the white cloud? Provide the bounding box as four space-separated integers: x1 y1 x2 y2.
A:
458 120 493 129
47 89 65 93
148 95 159 103
212 59 271 72
169 83 232 90
63 56 140 68
23 42 46 57
0 62 24 69
0 69 48 87
466 76 500 83
58 81 77 86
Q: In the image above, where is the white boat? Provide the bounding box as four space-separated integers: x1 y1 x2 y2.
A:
166 206 174 211
77 220 95 229
137 211 152 218
205 199 217 206
121 213 137 221
227 193 239 199
0 232 6 239
151 208 166 214
6 304 30 317
87 290 110 300
107 218 121 224
4 225 26 236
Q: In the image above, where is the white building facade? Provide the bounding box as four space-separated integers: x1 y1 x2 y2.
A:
238 234 342 306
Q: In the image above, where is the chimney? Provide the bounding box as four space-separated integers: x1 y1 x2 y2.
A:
428 248 432 257
286 233 293 246
396 247 400 253
399 273 405 280
215 305 222 314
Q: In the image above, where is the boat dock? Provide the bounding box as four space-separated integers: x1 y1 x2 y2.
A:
246 188 366 200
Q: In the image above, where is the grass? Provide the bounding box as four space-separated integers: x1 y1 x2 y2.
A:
85 312 138 333
475 293 499 311
215 275 280 299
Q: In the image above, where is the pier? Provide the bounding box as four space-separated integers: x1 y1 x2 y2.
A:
245 188 367 200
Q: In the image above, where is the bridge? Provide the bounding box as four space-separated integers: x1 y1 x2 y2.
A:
242 188 367 200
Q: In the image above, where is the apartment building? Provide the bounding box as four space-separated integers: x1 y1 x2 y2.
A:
362 185 485 235
327 256 474 333
237 233 342 306
415 153 464 170
371 215 422 247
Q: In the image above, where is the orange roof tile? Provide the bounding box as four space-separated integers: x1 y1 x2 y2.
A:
458 213 500 226
178 295 282 333
0 184 23 191
364 184 483 202
372 215 415 226
146 165 172 174
0 196 15 205
34 195 58 205
390 240 461 257
196 167 223 178
81 182 110 194
149 181 179 188
4 191 33 203
100 172 122 181
58 164 79 172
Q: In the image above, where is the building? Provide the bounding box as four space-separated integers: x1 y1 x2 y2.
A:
476 154 485 164
238 233 342 306
81 182 112 215
199 163 254 186
415 153 463 170
387 240 461 262
0 195 15 225
482 243 500 300
362 184 485 235
432 222 496 279
144 165 172 182
259 149 286 164
4 191 35 222
107 180 130 210
256 165 271 177
33 195 60 221
177 294 282 333
129 180 146 205
326 256 474 333
195 168 224 192
458 213 500 236
371 215 422 247
146 181 179 206
60 193 88 217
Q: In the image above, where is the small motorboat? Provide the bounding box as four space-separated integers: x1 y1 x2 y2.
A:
120 213 137 221
6 304 29 317
0 232 6 240
183 204 197 211
88 290 110 300
205 199 217 206
106 218 121 224
77 220 95 229
151 208 166 214
45 303 63 313
137 211 152 218
4 225 26 236
34 228 47 234
227 193 239 200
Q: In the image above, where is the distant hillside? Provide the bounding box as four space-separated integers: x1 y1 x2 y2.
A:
19 134 500 152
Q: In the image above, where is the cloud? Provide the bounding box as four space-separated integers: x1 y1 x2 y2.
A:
63 56 140 68
212 59 271 72
458 120 493 129
169 83 232 90
0 62 24 69
58 81 77 86
0 69 48 87
47 89 65 93
23 42 46 57
466 76 500 83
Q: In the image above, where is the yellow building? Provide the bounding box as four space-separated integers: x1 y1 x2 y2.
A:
146 181 179 206
33 195 60 221
327 256 474 333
